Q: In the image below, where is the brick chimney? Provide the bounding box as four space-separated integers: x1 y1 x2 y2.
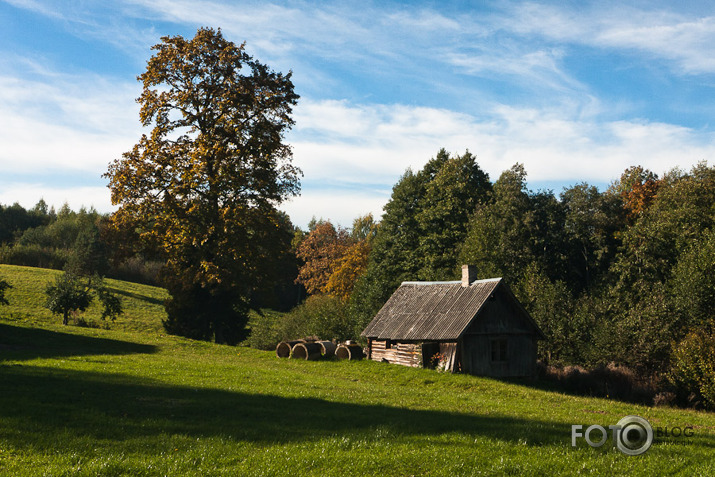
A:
461 265 478 287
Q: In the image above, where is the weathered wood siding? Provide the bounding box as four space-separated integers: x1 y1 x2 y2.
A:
461 334 537 377
460 286 539 377
369 339 422 368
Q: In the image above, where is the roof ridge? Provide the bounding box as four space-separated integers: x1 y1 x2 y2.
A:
400 277 502 286
400 280 460 285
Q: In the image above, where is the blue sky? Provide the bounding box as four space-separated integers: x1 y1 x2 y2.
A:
2 0 715 227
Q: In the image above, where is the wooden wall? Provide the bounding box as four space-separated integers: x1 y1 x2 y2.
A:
369 339 422 367
460 334 537 377
368 340 462 372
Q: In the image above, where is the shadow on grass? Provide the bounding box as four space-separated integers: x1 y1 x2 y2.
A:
0 364 575 453
106 286 166 306
0 322 158 361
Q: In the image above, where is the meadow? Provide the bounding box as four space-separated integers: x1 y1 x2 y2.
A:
0 264 713 476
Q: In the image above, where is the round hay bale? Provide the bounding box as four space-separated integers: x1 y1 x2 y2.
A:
336 343 364 360
276 340 304 358
317 340 337 358
291 342 323 360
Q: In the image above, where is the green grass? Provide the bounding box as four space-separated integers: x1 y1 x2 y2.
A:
1 266 714 475
0 264 168 333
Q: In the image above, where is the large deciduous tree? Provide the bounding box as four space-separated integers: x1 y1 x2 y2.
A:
105 28 300 344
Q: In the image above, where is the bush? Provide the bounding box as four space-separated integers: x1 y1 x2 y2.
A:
108 257 164 286
246 295 355 350
668 327 715 410
298 294 352 341
0 276 11 306
245 311 285 351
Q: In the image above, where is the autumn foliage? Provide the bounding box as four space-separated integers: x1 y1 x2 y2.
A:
295 222 353 295
104 28 300 343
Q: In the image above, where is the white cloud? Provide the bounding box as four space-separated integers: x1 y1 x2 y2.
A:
0 59 141 173
290 98 715 222
3 0 715 229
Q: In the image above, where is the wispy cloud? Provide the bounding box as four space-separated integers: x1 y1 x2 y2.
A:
503 2 715 74
0 56 140 173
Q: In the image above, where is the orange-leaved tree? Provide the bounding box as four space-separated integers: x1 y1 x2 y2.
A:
295 222 353 295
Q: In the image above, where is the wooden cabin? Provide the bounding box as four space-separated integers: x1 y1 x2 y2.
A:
361 265 546 377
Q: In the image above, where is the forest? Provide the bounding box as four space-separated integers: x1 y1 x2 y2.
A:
1 149 714 409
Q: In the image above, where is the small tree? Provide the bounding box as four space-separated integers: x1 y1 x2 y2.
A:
0 277 11 306
45 273 122 325
45 273 92 325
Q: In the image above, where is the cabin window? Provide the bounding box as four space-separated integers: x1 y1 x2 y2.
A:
384 339 392 349
491 338 508 362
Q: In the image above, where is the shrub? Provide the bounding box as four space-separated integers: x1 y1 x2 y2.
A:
245 311 284 351
246 295 355 350
0 276 11 306
668 327 715 410
108 257 164 286
541 362 657 404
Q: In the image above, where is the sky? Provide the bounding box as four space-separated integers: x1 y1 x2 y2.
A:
2 0 715 228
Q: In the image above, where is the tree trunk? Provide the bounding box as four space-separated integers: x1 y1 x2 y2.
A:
63 310 69 325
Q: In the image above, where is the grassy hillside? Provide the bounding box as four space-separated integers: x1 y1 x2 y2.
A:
1 266 714 475
0 264 168 333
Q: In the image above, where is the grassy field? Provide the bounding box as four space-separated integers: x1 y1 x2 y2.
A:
1 265 714 475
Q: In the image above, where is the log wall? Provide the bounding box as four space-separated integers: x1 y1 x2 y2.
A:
369 339 422 368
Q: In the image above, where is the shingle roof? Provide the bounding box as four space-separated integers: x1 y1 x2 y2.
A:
361 278 503 340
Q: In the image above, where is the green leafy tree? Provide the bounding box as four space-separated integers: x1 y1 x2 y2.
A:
45 273 92 325
560 183 624 292
45 273 123 326
0 201 50 245
669 328 715 410
669 228 715 336
66 223 110 276
460 164 543 284
352 149 491 326
104 28 300 344
601 162 715 372
514 263 577 364
416 150 491 280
